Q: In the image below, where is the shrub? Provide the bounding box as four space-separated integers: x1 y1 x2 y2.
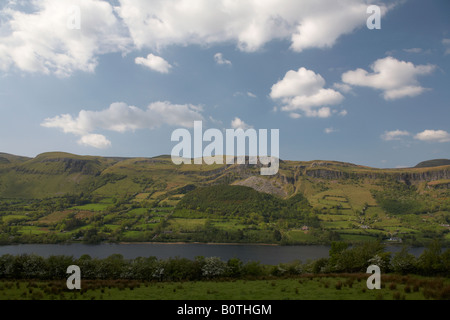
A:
201 257 226 279
241 261 265 278
393 291 401 300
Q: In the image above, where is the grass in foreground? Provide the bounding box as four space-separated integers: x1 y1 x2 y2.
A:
1 274 448 300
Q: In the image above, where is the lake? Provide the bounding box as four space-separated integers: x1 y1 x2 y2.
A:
0 243 426 265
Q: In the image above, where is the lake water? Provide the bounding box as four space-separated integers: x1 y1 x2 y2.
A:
0 243 426 265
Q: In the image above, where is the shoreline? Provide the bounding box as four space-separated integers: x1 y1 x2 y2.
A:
0 241 429 248
117 241 280 246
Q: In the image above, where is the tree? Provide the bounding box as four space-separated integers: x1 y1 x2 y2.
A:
226 258 243 277
417 240 444 275
273 229 282 242
334 241 385 273
391 246 416 275
327 242 348 271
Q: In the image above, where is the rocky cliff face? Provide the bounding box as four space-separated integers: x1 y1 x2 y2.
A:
304 166 450 183
394 170 450 183
305 169 350 180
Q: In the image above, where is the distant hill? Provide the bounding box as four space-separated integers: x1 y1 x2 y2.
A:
415 159 450 168
0 151 449 200
0 152 31 164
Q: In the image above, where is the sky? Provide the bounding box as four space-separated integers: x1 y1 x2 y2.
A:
0 0 449 169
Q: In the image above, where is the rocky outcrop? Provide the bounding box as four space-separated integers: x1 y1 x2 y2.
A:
233 176 287 197
393 170 449 184
304 166 449 183
305 169 350 180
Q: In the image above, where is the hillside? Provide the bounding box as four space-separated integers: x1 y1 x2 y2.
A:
0 152 449 246
415 159 450 168
0 153 31 164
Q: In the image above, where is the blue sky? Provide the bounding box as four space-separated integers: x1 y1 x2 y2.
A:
0 0 449 168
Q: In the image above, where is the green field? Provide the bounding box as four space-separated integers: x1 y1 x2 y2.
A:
1 274 448 300
71 203 111 212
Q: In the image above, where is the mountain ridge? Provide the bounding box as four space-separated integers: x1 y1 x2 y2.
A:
1 151 448 170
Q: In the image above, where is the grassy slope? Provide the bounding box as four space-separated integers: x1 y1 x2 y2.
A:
415 159 450 168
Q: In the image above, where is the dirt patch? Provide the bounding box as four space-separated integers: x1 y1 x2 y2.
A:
38 210 74 224
74 211 95 219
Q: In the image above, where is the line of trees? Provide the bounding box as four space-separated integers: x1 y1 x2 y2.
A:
313 241 449 276
0 241 448 281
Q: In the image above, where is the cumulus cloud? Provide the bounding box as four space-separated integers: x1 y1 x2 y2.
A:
381 130 411 141
231 117 252 130
290 2 389 52
78 134 112 149
270 67 344 118
41 101 204 148
414 130 450 143
380 129 450 143
342 57 436 100
0 0 131 77
116 0 391 53
135 54 172 73
214 53 232 66
0 1 395 76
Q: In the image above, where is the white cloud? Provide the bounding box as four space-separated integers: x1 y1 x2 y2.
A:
381 130 411 141
270 67 344 118
0 1 396 76
414 130 450 143
41 101 204 148
333 82 353 94
342 56 436 100
117 0 392 53
214 53 232 66
0 0 131 77
231 117 252 130
78 134 111 149
290 2 389 52
289 113 301 119
403 48 422 54
233 91 257 98
324 127 338 134
135 54 172 73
